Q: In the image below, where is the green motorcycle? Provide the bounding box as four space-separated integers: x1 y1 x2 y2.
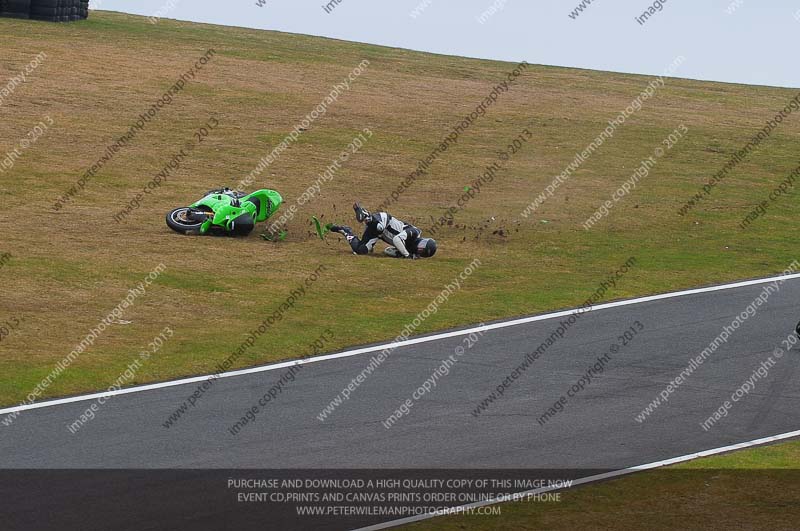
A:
166 188 282 236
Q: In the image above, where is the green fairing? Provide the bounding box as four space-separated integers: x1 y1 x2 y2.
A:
166 188 283 236
193 190 282 233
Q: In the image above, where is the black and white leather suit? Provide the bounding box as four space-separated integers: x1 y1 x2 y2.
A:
343 212 421 258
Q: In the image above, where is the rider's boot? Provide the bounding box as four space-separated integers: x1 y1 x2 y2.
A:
330 225 353 236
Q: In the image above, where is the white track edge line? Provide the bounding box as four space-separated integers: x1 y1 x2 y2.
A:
2 271 799 416
353 428 800 531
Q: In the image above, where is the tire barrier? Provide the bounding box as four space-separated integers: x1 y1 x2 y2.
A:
0 0 32 19
1 0 88 21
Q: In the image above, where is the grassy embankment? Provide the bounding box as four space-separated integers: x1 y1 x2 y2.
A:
0 11 798 405
405 440 800 530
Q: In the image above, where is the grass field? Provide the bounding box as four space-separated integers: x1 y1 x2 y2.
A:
405 440 800 531
1 11 800 406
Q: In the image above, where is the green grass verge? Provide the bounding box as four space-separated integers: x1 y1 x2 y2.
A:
404 440 800 531
1 11 799 405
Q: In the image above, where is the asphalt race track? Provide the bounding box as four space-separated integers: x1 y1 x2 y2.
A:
2 274 799 530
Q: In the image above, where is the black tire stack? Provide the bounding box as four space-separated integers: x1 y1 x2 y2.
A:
29 0 58 21
0 0 32 19
27 0 87 21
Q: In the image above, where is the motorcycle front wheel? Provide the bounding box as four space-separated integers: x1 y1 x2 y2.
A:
166 207 207 235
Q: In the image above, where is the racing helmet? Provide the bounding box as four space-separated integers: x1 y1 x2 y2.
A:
416 238 437 258
353 202 371 223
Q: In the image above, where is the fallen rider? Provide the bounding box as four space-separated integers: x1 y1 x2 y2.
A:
329 203 437 259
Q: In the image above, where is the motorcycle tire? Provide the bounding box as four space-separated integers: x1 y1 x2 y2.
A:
166 207 206 235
